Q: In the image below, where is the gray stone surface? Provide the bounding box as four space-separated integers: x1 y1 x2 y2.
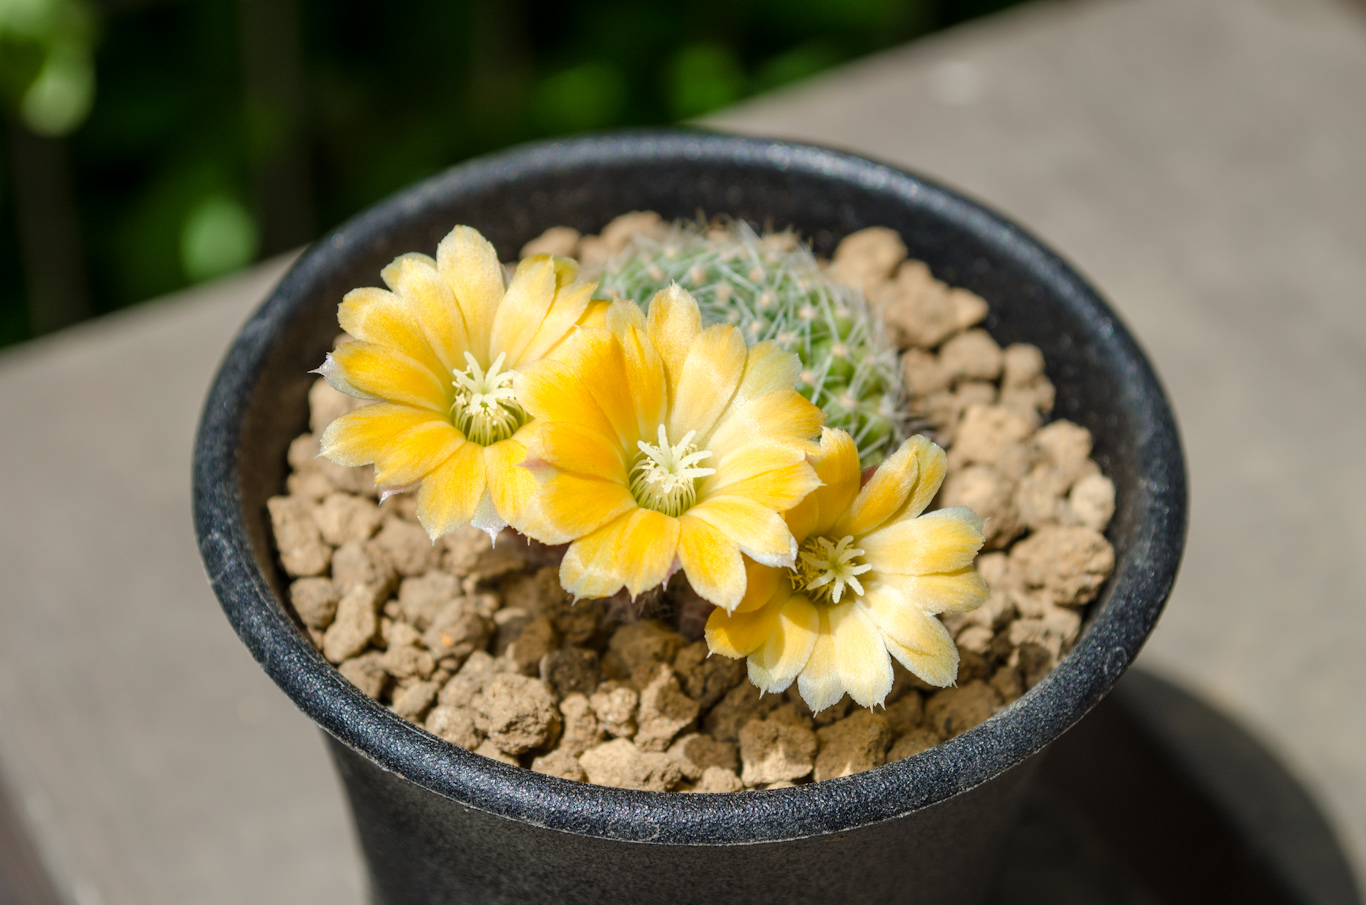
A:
0 256 365 905
0 0 1363 900
712 0 1366 873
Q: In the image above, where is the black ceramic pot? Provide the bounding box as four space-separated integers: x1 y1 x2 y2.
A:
193 130 1186 905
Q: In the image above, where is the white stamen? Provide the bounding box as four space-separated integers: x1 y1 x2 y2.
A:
451 351 526 445
792 535 872 604
629 424 715 517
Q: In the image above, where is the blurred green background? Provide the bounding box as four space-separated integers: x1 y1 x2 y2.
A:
0 0 1024 349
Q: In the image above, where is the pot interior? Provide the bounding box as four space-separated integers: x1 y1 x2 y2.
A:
198 130 1186 845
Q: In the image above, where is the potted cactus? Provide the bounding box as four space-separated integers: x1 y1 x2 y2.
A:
193 130 1185 905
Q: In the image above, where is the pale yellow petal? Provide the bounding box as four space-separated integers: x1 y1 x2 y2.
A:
524 472 636 544
834 436 919 538
830 602 894 708
903 434 948 519
436 226 504 363
526 421 627 483
617 322 667 441
805 427 862 538
546 325 640 448
732 557 783 615
867 586 959 688
796 608 843 713
669 323 746 442
705 591 787 658
604 296 648 334
336 286 450 382
700 455 821 513
728 340 802 411
381 253 469 373
859 508 986 576
519 281 597 364
327 341 450 413
560 508 680 600
483 433 538 534
515 357 618 442
747 595 819 695
676 515 746 612
375 424 466 488
706 389 824 463
415 440 486 539
319 403 439 469
645 284 702 394
687 494 797 569
490 256 557 366
872 568 990 615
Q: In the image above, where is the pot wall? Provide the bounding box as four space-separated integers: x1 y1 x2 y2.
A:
330 738 1041 905
195 130 1186 905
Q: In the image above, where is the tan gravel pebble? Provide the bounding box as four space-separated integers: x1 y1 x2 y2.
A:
828 227 907 296
925 681 1000 738
322 583 384 663
666 733 739 781
704 682 780 743
375 517 440 577
589 681 640 739
423 599 493 665
814 711 893 781
426 705 483 749
337 651 388 700
738 718 817 785
579 738 682 791
941 464 1021 549
539 647 600 698
557 693 605 757
531 749 587 782
690 766 744 793
391 679 439 720
672 641 746 710
314 492 381 546
634 665 701 752
329 539 397 597
1010 526 1116 606
268 496 331 577
520 226 581 259
938 329 1003 382
290 577 340 630
379 643 435 681
603 620 687 680
398 571 459 629
888 727 941 761
872 260 958 349
473 674 561 755
1068 473 1116 531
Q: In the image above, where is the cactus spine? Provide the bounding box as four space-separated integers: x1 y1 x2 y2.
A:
598 220 907 466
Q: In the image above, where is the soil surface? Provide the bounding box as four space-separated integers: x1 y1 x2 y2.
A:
267 214 1116 791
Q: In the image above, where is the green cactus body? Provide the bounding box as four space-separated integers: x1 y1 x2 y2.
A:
598 221 907 466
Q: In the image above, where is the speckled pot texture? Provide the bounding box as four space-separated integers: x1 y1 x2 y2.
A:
193 130 1187 905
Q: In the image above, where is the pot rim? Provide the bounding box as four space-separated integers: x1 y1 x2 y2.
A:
193 128 1187 846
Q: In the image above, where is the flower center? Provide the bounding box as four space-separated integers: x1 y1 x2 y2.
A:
629 424 715 517
790 535 872 605
451 351 527 445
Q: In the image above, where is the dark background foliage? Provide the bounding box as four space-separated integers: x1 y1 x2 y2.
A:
0 0 1024 349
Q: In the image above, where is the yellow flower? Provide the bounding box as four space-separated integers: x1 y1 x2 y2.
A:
514 285 824 609
318 226 601 539
705 428 988 710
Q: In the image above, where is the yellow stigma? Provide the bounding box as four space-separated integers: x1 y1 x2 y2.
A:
629 425 715 517
791 535 872 605
451 351 526 445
